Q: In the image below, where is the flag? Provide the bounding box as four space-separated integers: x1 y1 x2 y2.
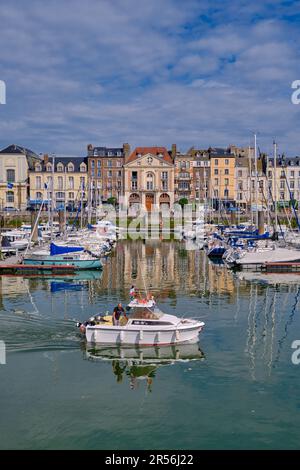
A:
7 182 13 189
44 182 48 189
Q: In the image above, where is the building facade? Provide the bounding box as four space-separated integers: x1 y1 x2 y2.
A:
174 145 194 201
0 144 41 210
86 144 130 203
124 147 175 210
188 149 210 202
209 147 235 208
29 155 88 210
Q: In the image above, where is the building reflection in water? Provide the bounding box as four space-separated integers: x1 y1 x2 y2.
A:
84 342 205 391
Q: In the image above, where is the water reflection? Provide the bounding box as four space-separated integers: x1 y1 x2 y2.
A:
84 342 205 391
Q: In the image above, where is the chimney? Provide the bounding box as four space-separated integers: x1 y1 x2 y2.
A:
123 143 131 162
87 144 93 156
43 153 49 164
171 144 177 160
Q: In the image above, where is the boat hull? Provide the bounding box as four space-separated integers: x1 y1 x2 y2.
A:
85 322 204 346
23 257 102 270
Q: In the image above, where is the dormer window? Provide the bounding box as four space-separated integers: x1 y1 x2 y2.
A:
46 163 52 172
57 163 64 172
94 150 98 156
35 164 42 172
80 163 86 172
67 162 74 172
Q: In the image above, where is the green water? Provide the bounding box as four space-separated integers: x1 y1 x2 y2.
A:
0 240 300 450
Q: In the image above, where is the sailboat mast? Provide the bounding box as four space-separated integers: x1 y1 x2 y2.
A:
51 153 55 241
248 145 253 226
254 133 259 228
274 141 278 236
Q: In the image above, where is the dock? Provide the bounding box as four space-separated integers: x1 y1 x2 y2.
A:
262 262 300 273
0 262 76 275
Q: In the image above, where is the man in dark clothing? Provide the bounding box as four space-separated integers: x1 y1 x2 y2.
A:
113 303 127 326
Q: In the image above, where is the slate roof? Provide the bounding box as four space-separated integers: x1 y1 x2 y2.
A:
89 146 124 157
35 156 88 172
0 144 41 169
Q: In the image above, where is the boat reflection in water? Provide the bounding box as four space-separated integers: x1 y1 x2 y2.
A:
84 342 205 391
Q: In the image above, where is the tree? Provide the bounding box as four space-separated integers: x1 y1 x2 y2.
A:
107 196 117 206
178 198 188 208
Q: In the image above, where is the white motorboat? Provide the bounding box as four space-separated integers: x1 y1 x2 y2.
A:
78 299 204 346
230 246 300 269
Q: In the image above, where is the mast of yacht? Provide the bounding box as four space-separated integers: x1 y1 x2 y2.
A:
254 133 259 229
248 145 253 226
50 153 55 241
273 141 278 237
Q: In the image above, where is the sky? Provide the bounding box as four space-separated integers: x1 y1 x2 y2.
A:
1 0 300 157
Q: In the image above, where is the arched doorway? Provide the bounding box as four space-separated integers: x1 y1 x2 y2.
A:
145 193 155 211
159 193 170 209
129 193 140 206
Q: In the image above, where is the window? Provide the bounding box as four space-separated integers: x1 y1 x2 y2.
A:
214 169 219 175
291 171 295 178
80 177 85 188
56 192 65 200
268 171 272 178
238 182 243 190
290 181 295 189
67 163 74 172
36 192 42 200
224 189 229 197
215 159 218 165
97 169 101 177
46 163 52 172
116 160 122 167
161 171 168 180
57 163 64 172
132 171 138 180
225 169 229 175
97 160 101 167
6 169 15 183
225 178 229 185
238 170 243 177
162 180 168 190
36 176 41 189
107 160 113 167
107 170 112 178
80 163 86 172
117 181 122 189
6 191 14 203
118 170 122 177
131 181 137 190
68 177 74 189
280 192 285 200
91 160 95 168
214 189 218 197
68 192 74 199
214 178 218 186
238 192 243 200
281 170 285 177
58 176 63 190
180 161 186 169
35 164 41 172
225 159 229 165
146 173 154 190
259 180 263 188
280 181 285 189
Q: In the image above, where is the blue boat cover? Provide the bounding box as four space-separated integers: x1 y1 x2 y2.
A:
50 243 84 256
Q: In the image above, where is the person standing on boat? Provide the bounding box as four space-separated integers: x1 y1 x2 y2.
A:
113 303 128 326
129 285 135 300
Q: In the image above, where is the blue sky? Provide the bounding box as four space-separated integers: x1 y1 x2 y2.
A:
0 0 300 156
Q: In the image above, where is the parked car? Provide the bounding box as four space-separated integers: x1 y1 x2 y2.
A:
2 206 19 212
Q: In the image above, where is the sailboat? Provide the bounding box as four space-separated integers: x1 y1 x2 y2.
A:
23 243 102 270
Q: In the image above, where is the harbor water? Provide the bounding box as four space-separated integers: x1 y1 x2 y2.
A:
0 240 300 449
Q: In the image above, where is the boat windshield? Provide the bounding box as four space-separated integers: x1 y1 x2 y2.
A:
129 307 163 320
